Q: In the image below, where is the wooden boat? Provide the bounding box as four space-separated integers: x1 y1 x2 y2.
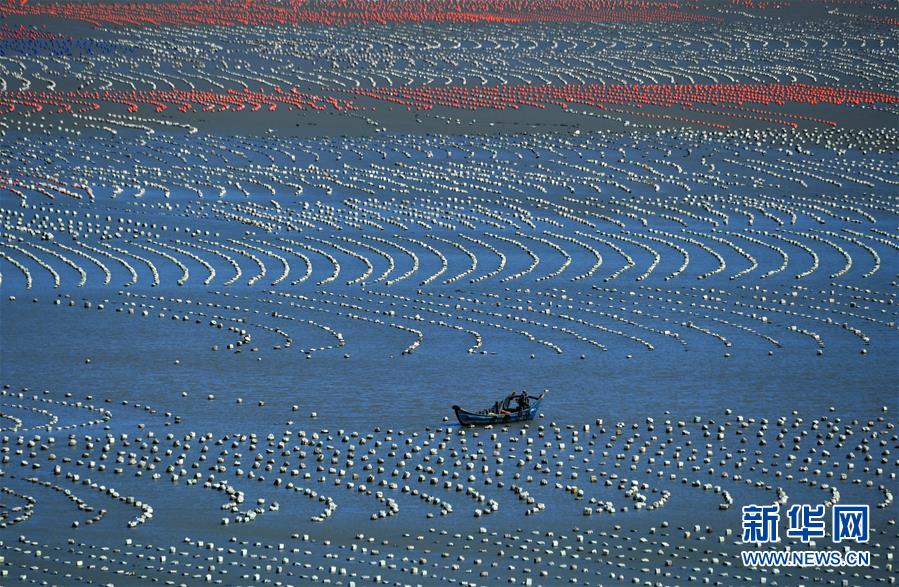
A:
452 391 546 426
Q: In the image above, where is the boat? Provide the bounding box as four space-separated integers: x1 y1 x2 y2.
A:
452 390 546 426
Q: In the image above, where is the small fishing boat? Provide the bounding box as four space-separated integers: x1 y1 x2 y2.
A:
452 390 546 426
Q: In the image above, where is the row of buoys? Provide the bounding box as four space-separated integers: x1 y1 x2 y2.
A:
2 9 895 111
8 219 886 289
0 394 894 584
4 112 897 216
4 255 889 359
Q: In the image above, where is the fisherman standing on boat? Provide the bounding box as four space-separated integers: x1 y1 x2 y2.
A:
516 392 530 411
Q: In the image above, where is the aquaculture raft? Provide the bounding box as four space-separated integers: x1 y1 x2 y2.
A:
452 391 546 426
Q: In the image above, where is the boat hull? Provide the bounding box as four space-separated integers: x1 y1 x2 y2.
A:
452 401 541 426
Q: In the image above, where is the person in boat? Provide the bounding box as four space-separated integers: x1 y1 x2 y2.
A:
515 392 530 411
498 391 529 415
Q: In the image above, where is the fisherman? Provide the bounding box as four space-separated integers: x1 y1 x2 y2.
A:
515 392 530 411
